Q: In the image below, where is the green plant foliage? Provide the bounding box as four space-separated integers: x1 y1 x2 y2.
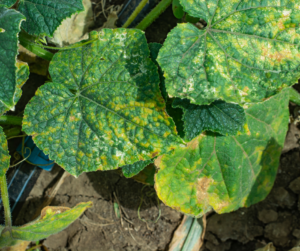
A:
148 43 185 138
18 0 84 37
0 202 92 248
0 8 25 115
0 0 16 8
0 61 29 116
149 43 167 101
173 98 247 140
23 29 183 177
172 0 184 19
0 126 10 177
155 89 292 217
157 0 300 105
132 163 156 185
122 159 153 178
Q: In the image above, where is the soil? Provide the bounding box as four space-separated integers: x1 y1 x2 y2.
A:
6 1 300 251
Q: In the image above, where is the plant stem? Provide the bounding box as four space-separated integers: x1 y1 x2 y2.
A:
0 175 12 228
0 115 22 126
135 0 172 30
19 34 53 61
122 0 149 28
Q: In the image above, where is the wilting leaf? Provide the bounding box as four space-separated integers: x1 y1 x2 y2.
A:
0 202 92 248
18 0 84 37
23 29 183 177
158 0 300 105
0 8 25 115
173 98 247 140
155 89 291 216
122 159 153 178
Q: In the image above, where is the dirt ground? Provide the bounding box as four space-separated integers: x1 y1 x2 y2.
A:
6 1 300 250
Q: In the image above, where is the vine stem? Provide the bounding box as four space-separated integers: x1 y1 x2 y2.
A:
122 0 149 28
135 0 172 30
0 175 12 228
0 115 22 126
19 33 53 61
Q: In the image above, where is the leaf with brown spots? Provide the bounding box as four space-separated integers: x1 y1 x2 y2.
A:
155 89 293 216
23 29 183 177
0 202 92 248
158 0 300 105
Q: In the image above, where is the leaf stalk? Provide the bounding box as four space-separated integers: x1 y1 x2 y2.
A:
0 115 22 126
135 0 172 30
0 175 12 228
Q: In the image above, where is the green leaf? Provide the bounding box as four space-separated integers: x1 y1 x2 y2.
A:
0 126 10 177
122 159 153 178
157 0 300 105
23 29 183 177
148 43 185 138
148 43 167 101
172 0 184 19
155 89 291 216
0 0 16 8
18 0 84 37
0 61 29 115
173 98 248 140
131 163 156 185
289 87 300 106
0 202 92 248
0 8 25 115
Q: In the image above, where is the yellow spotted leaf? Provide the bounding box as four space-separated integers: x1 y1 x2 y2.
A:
155 89 292 216
0 202 92 248
157 0 300 105
23 29 183 177
0 8 26 115
0 126 10 177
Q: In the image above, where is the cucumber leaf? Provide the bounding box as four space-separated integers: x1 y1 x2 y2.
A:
0 0 16 8
18 0 84 37
155 89 291 217
23 29 183 177
148 43 167 101
173 98 248 140
157 0 300 105
0 126 10 177
0 202 92 248
0 8 25 115
131 163 156 185
0 61 29 116
122 159 153 178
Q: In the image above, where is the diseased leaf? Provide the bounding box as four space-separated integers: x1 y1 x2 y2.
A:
23 29 183 177
0 202 92 248
0 0 16 8
173 98 248 140
122 159 153 178
0 8 25 115
155 89 291 216
157 0 300 105
0 61 29 116
0 126 10 177
18 0 84 37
